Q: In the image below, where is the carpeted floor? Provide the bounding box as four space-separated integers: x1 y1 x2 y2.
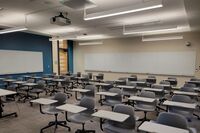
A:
0 92 199 133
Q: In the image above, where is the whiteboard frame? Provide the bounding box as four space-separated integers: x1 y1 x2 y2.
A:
0 50 44 75
84 51 196 76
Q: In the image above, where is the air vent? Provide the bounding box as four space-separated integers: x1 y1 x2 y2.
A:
60 0 96 10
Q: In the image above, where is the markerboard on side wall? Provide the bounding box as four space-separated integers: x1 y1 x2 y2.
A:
0 50 43 74
84 51 196 76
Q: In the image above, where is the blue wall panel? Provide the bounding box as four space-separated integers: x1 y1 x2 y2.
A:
0 32 53 77
68 40 74 73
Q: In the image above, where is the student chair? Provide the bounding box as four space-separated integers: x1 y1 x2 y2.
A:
68 97 95 133
134 91 157 127
103 104 137 133
40 93 70 133
156 112 197 133
102 88 122 110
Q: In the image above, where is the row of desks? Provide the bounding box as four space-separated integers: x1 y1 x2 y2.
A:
71 88 198 110
31 97 191 133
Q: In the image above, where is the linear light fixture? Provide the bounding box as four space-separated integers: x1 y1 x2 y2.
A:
123 25 179 35
142 35 183 42
0 26 28 34
79 41 103 46
77 34 109 40
84 0 163 20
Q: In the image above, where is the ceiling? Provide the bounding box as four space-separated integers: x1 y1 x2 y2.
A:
0 0 200 40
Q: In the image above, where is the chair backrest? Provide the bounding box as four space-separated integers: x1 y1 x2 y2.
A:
124 82 137 93
157 112 189 130
77 72 81 77
79 97 95 114
190 78 200 81
52 93 67 106
126 82 137 87
36 80 46 89
146 75 156 84
151 84 164 89
184 83 196 88
6 76 13 79
151 84 165 96
60 77 70 85
130 74 137 78
137 91 156 106
160 80 170 85
180 87 195 92
108 104 136 129
116 78 127 85
53 73 57 76
31 74 36 77
87 73 93 79
96 73 104 80
102 81 113 91
105 88 122 101
27 79 34 83
172 95 192 103
140 91 156 98
17 77 23 81
170 95 194 119
128 75 137 81
83 85 96 97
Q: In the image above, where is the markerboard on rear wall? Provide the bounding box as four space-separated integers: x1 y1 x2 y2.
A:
84 51 196 76
0 50 43 74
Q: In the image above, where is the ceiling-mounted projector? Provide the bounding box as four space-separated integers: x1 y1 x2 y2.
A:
50 12 71 26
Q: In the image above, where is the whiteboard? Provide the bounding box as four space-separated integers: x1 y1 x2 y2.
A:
0 50 43 74
84 51 196 76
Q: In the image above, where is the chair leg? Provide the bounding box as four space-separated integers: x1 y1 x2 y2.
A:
193 113 200 120
137 112 150 129
40 114 71 133
75 123 95 133
40 122 55 133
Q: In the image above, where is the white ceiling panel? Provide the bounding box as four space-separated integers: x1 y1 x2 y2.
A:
0 0 199 40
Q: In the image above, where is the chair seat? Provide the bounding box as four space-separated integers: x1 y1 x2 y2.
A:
122 91 136 96
103 100 122 107
43 107 62 115
19 87 29 91
68 113 92 124
169 109 193 118
30 89 43 93
134 104 155 112
48 83 56 86
103 123 136 133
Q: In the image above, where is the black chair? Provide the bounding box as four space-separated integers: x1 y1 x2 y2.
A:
40 93 71 133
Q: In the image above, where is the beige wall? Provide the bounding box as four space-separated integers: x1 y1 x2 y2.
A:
52 41 58 74
73 32 200 86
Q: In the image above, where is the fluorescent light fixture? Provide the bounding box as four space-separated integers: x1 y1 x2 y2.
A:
123 25 180 35
84 0 163 20
49 34 111 41
79 41 103 45
0 26 28 34
77 34 109 40
142 35 183 42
